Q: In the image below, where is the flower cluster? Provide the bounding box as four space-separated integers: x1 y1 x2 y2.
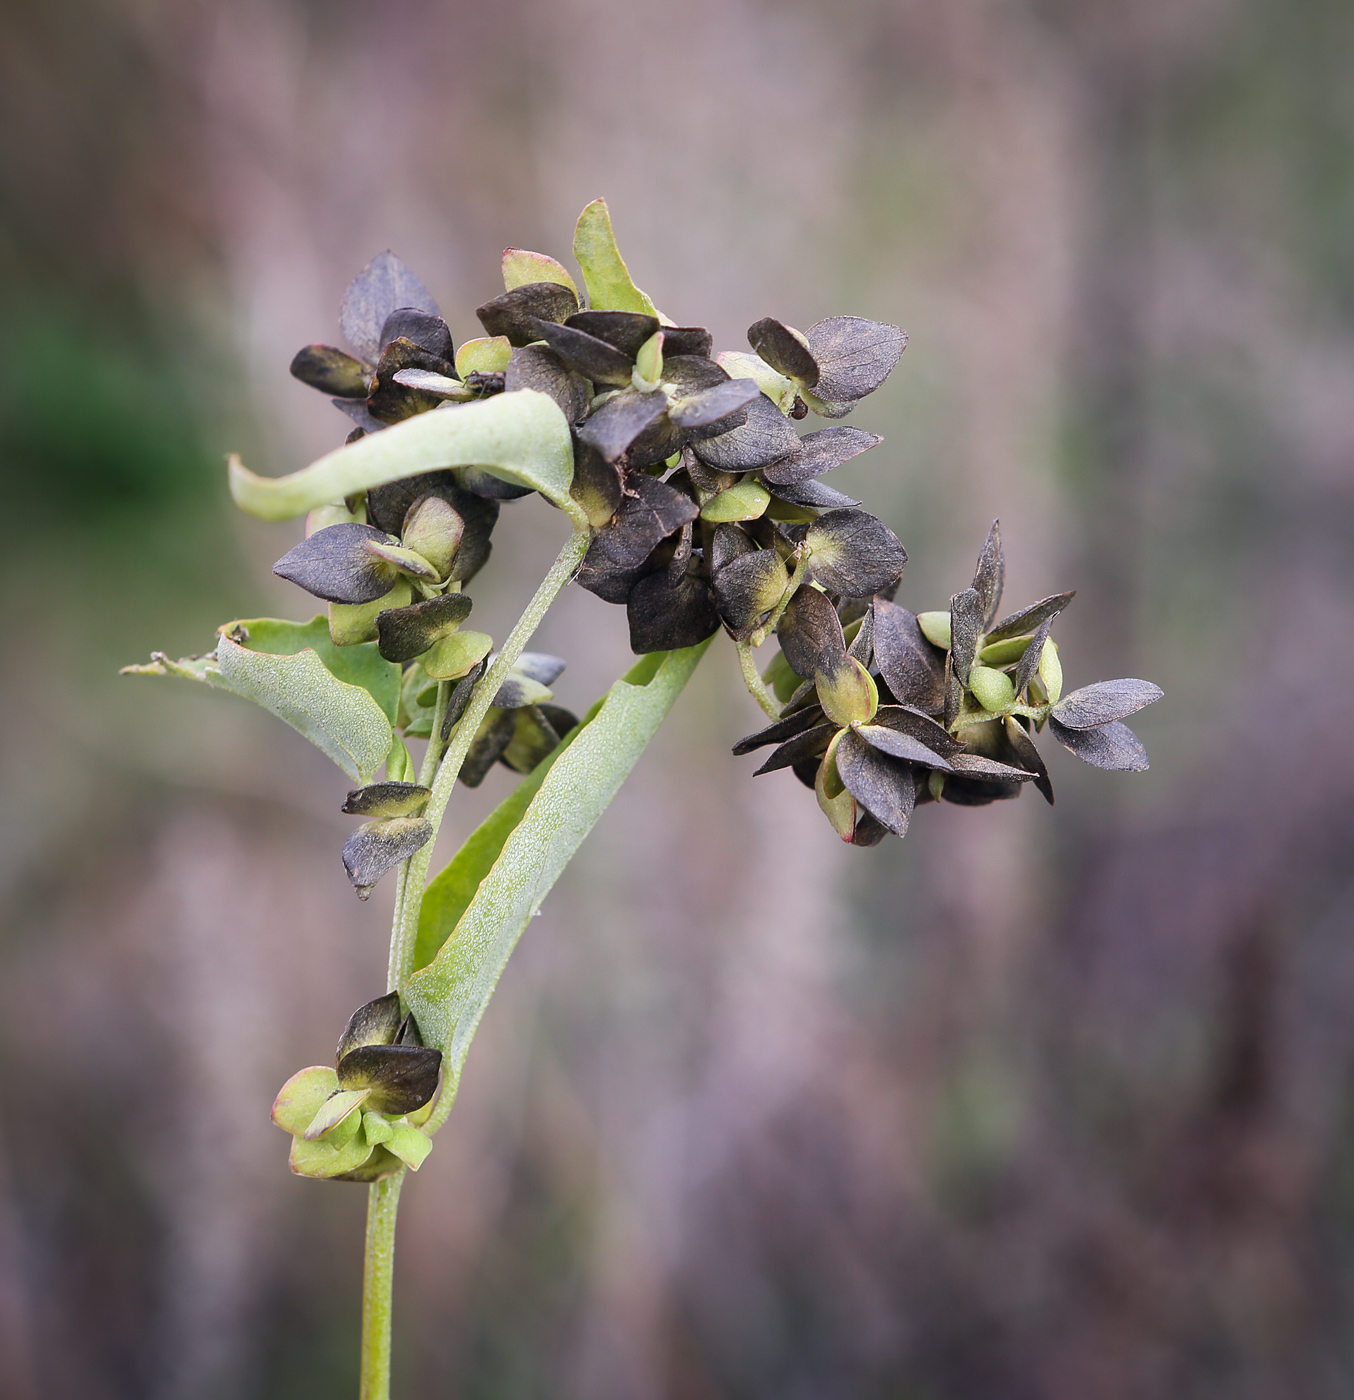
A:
734 522 1163 843
271 993 442 1181
267 208 912 888
125 201 1164 1199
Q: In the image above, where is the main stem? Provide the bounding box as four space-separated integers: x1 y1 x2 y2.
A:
360 523 591 1400
359 1173 404 1400
387 524 591 988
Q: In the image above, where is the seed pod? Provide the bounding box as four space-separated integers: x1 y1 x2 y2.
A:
968 665 1015 713
916 611 952 649
816 654 878 727
400 496 465 579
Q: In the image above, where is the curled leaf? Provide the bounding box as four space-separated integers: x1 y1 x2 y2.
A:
229 389 574 520
475 282 578 345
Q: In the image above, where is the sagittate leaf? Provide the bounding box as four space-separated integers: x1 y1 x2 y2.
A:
229 389 574 521
214 634 394 783
404 640 711 1089
572 198 659 317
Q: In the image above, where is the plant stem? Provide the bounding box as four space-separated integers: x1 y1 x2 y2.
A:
359 1171 405 1400
748 548 807 648
736 640 781 718
360 525 591 1400
389 525 591 989
385 681 451 992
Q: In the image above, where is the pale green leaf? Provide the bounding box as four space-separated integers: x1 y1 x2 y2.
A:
572 199 660 318
271 1066 338 1136
229 389 575 521
403 640 709 1088
215 635 393 782
502 248 578 297
227 616 401 722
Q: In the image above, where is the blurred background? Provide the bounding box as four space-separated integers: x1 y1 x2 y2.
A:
3 0 1353 1396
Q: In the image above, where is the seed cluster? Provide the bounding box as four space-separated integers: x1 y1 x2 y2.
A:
243 203 1162 1176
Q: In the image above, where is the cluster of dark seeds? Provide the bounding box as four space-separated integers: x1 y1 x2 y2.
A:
275 231 1160 868
734 522 1162 843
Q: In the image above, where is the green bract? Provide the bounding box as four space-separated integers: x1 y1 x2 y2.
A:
572 198 661 318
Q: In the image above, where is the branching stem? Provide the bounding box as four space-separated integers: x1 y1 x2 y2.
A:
361 524 591 1400
736 640 782 719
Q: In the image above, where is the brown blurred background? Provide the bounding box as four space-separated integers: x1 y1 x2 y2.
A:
3 1 1354 1396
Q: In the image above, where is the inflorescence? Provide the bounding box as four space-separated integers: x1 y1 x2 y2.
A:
131 202 1162 1181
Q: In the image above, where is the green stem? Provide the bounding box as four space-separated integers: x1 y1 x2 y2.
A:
736 640 781 719
387 680 452 990
359 1172 405 1400
389 525 591 989
361 524 591 1400
748 548 807 648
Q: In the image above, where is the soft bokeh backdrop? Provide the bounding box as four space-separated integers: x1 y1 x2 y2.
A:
3 2 1353 1397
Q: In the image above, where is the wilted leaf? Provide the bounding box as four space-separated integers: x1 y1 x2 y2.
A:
803 509 907 597
336 1043 442 1116
342 816 433 892
1003 717 1053 803
872 601 945 714
692 394 800 473
375 593 473 663
971 520 1003 627
576 474 698 602
732 704 828 755
627 570 721 653
475 282 579 345
1051 679 1164 730
753 722 837 775
341 782 432 819
291 345 369 398
340 251 440 364
504 344 589 424
766 478 861 511
1047 717 1150 771
712 548 788 631
577 389 668 462
776 586 847 678
804 316 907 403
565 310 659 357
747 316 819 386
274 523 400 605
985 590 1075 643
760 426 882 486
529 319 634 386
949 587 984 685
835 728 917 836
